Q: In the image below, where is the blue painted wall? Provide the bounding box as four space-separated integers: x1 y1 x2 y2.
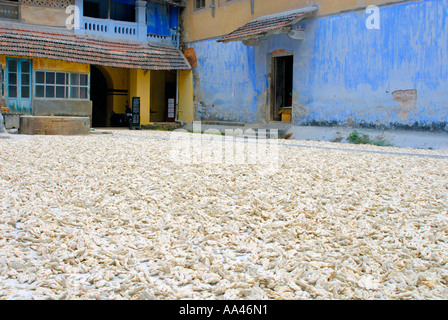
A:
147 2 178 35
190 0 448 129
192 40 265 123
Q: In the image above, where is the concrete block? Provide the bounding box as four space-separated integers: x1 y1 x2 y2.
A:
33 99 92 118
19 116 90 136
3 114 21 129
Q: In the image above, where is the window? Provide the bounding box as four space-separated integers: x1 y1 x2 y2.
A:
0 0 19 20
35 71 89 100
84 0 109 19
194 0 206 10
83 0 136 22
110 0 135 22
7 59 17 98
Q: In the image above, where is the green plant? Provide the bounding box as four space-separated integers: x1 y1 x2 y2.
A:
347 130 393 147
347 130 370 144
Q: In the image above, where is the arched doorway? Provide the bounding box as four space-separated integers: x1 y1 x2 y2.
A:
90 66 108 127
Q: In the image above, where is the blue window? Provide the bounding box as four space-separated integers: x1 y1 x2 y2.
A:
35 71 89 100
147 2 177 36
5 58 32 114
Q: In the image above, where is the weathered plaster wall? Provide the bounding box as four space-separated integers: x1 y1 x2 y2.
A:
182 0 408 42
191 40 264 123
189 0 448 129
1 56 89 74
33 58 90 73
20 5 69 27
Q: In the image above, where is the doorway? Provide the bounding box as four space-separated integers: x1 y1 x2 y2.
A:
165 81 176 122
270 54 293 122
90 65 108 127
150 70 177 122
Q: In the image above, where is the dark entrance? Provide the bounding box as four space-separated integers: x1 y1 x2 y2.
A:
90 66 108 127
271 54 293 122
165 81 176 122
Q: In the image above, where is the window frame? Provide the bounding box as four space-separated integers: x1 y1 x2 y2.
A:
194 0 206 11
34 70 90 100
83 0 136 22
0 0 20 20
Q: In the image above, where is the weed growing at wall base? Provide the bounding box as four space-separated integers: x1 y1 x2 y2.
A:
347 130 393 147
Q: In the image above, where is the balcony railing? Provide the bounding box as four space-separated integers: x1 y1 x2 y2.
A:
83 17 138 40
148 29 179 47
74 0 179 47
0 2 19 20
82 16 179 47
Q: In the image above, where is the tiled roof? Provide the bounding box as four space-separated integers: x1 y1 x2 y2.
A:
218 6 318 43
0 22 190 70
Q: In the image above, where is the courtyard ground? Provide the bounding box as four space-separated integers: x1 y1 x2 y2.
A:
0 130 448 299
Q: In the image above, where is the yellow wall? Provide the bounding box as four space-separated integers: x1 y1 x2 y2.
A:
178 70 194 123
1 56 89 73
182 0 407 42
129 69 151 125
33 57 90 73
1 57 192 126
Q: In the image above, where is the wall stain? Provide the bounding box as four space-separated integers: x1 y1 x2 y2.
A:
392 89 417 122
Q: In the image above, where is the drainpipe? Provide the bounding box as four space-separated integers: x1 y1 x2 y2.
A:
176 3 180 48
210 0 216 18
175 6 182 125
251 0 254 15
175 70 182 125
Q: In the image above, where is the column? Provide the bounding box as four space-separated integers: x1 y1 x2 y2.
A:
74 0 84 34
129 69 151 125
177 70 194 123
135 1 147 42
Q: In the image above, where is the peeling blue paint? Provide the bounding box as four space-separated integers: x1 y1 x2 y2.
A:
190 0 448 130
147 2 177 36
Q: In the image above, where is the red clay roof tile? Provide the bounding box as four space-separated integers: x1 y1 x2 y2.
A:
0 22 190 70
218 7 317 43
